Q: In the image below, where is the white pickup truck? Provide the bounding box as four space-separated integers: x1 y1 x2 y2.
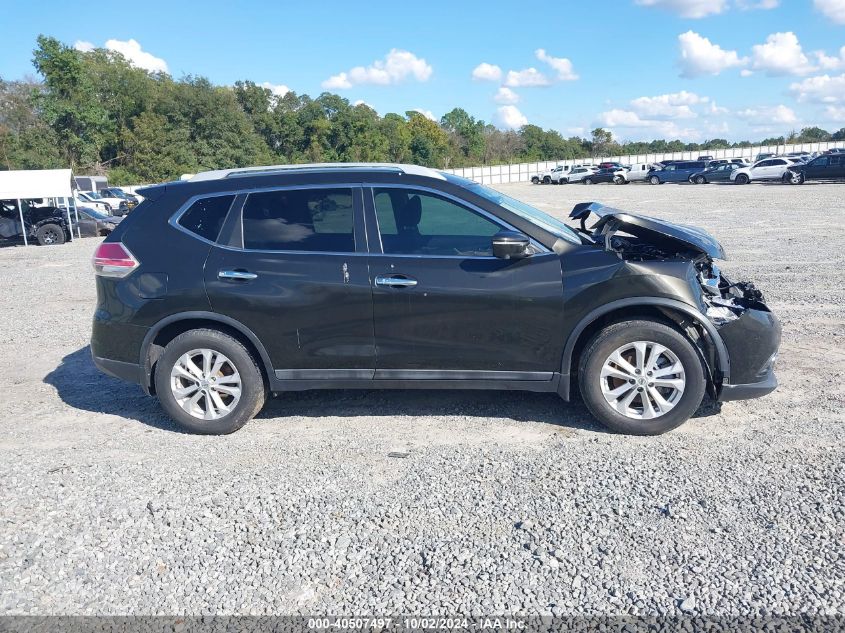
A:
532 165 566 184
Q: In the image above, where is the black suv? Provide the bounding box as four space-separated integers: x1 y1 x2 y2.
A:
91 164 781 435
786 153 845 184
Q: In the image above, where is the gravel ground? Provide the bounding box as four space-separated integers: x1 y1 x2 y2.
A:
0 181 843 617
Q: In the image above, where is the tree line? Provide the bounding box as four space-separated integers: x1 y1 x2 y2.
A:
1 36 843 184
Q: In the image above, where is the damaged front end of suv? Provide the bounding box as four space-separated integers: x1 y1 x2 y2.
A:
568 202 781 402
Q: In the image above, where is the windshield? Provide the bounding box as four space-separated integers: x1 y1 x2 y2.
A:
82 207 110 219
105 189 126 198
463 182 581 244
85 191 103 199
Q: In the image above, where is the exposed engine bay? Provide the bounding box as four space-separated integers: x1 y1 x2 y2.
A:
568 202 769 326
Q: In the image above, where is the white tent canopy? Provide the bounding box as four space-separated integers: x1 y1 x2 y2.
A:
0 169 78 246
0 168 74 200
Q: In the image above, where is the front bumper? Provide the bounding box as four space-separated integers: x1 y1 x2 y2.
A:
718 366 777 401
715 305 781 402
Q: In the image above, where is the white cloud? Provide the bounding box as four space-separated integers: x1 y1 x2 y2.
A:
599 108 701 140
678 31 746 78
630 91 707 119
814 0 845 24
737 0 779 8
411 108 436 121
815 46 845 71
260 82 290 98
494 87 520 105
750 32 815 76
709 100 729 115
504 68 551 87
735 104 798 124
493 105 528 130
790 73 845 103
635 0 778 15
353 99 376 110
321 49 432 89
823 105 845 119
472 62 502 81
740 69 754 77
635 0 728 18
103 39 168 73
535 49 578 81
74 38 168 73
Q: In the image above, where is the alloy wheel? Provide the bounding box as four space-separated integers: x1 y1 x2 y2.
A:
170 348 242 420
599 341 686 420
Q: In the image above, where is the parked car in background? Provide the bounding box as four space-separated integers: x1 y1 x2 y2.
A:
78 191 129 216
647 161 707 184
561 166 597 184
90 163 781 436
697 155 714 161
75 175 108 193
785 151 811 161
615 163 652 183
0 199 72 245
689 163 741 184
102 187 140 209
583 167 625 185
755 152 776 162
824 147 845 155
597 162 625 170
785 153 845 184
532 166 565 184
709 158 748 167
67 206 123 236
730 158 801 184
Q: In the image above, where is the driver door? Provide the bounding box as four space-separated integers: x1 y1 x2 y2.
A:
365 186 565 379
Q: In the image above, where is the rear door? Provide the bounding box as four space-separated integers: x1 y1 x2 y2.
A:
203 185 376 378
365 186 565 379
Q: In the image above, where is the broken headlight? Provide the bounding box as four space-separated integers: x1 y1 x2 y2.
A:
704 296 744 325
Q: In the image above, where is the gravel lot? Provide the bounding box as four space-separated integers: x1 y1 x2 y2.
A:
0 181 843 617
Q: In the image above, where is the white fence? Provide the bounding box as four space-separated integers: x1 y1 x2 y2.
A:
443 140 845 185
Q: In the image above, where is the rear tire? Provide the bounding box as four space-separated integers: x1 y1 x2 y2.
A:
35 223 66 246
584 177 593 185
735 173 750 185
578 320 706 435
694 175 706 184
543 176 551 184
531 176 539 184
154 329 267 435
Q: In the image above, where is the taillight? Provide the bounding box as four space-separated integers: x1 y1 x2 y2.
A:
93 242 139 278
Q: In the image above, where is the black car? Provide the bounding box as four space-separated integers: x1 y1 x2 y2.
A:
67 206 123 236
688 163 741 184
786 153 845 184
0 199 73 245
583 168 623 185
91 164 781 436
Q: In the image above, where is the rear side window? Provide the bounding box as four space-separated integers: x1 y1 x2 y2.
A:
242 188 354 252
178 195 235 242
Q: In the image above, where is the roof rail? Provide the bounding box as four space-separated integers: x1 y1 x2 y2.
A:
188 162 446 182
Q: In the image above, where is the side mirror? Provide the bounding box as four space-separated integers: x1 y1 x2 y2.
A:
492 230 530 260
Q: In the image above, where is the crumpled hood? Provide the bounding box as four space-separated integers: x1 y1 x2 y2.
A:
570 202 726 260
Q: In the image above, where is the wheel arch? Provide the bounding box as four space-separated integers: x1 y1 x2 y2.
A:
139 312 274 395
559 298 730 400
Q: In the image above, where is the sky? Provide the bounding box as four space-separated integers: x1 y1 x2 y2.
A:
2 0 844 143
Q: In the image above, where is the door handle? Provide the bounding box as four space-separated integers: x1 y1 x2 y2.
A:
374 274 418 288
218 269 258 281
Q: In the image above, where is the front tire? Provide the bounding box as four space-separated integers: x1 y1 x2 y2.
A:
154 329 267 434
578 320 706 435
35 223 66 246
543 176 551 184
649 176 660 185
584 177 594 185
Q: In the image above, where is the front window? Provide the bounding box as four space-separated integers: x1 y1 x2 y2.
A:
462 183 581 244
85 191 103 200
373 188 502 257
